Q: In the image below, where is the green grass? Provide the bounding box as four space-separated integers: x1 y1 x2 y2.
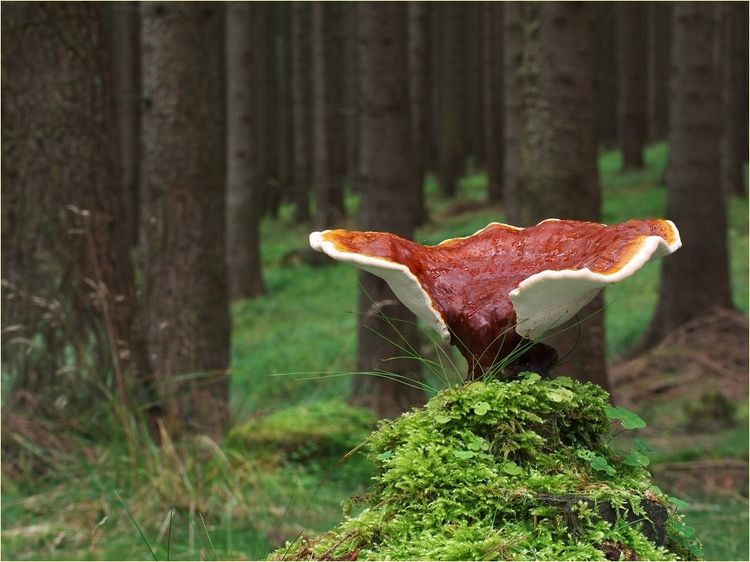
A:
3 142 747 560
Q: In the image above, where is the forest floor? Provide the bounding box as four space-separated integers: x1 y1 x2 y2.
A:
2 143 748 560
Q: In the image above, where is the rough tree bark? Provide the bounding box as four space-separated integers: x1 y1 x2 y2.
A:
226 2 265 301
408 1 430 225
354 2 426 418
312 2 346 227
1 2 155 415
648 3 733 344
290 1 312 224
437 1 465 198
141 2 230 439
647 2 671 142
519 2 609 391
503 1 522 224
483 2 504 205
616 2 647 169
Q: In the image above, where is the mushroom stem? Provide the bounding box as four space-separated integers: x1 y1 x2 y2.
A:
457 334 558 380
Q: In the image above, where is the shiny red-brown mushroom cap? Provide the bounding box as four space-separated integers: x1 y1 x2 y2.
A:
310 218 681 376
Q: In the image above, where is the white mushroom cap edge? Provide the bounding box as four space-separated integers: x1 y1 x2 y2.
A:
309 230 451 341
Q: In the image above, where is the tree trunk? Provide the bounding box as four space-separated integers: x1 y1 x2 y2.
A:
519 2 609 391
110 1 142 249
141 2 230 440
277 2 295 212
464 2 484 170
290 1 312 224
343 3 359 192
647 2 671 142
596 2 617 149
263 3 282 219
408 1 430 225
648 3 733 343
354 2 426 418
312 2 346 227
503 1 522 224
483 2 504 205
1 2 155 416
616 2 647 170
721 1 749 198
226 2 265 301
437 1 465 198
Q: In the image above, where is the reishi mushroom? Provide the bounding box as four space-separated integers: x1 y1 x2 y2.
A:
310 218 681 379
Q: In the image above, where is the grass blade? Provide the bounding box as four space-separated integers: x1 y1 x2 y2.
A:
115 490 157 561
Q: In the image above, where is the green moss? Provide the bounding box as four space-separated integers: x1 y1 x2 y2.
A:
272 376 701 560
227 400 377 464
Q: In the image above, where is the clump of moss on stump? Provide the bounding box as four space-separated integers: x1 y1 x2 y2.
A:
271 375 701 561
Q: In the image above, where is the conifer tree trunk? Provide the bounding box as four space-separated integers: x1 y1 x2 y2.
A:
141 2 230 439
647 2 671 142
483 2 504 205
226 2 265 301
502 1 522 224
290 1 312 223
437 1 465 198
312 2 346 227
110 1 142 249
2 2 155 415
616 2 647 170
408 1 430 224
519 2 609 391
648 3 733 343
354 2 425 418
343 3 359 192
596 2 617 149
464 2 484 169
264 3 282 219
277 2 294 211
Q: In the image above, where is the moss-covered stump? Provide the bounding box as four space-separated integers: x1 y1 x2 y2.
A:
271 375 701 561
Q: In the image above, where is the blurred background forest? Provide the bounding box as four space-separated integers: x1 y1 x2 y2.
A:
1 1 748 560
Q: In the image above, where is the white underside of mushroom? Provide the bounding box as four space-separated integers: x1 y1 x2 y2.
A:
309 231 451 341
510 220 682 340
310 219 681 345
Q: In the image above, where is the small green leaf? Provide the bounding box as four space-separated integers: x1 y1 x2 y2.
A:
473 401 491 416
668 496 690 510
521 372 541 383
502 461 524 476
545 387 574 403
453 450 475 460
554 376 576 388
435 415 452 424
376 451 393 461
623 450 650 467
605 405 646 429
590 455 616 476
467 440 482 451
576 448 595 460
